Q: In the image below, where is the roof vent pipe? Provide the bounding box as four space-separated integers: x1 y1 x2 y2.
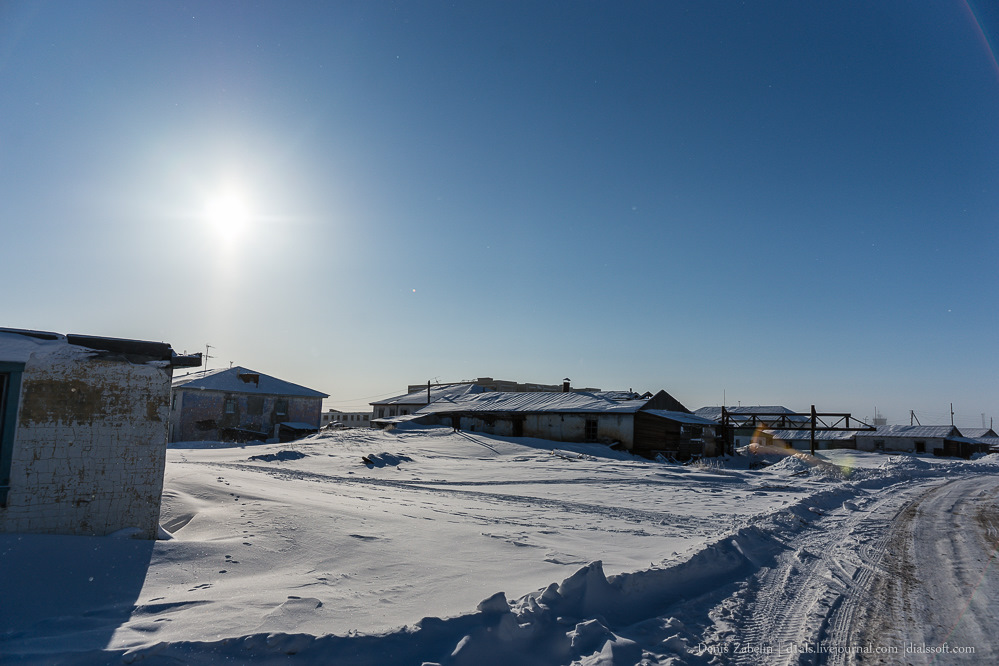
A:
562 378 571 393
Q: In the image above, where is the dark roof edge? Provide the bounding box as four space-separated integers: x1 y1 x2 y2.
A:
0 328 201 368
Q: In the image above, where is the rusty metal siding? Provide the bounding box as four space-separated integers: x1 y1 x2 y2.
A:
0 354 171 539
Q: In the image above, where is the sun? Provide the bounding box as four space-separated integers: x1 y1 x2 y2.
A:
203 190 251 241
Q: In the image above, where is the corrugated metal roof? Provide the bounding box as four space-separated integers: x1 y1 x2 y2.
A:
960 428 998 439
417 390 649 415
173 366 328 398
765 429 859 441
694 406 806 423
855 425 960 439
643 410 719 426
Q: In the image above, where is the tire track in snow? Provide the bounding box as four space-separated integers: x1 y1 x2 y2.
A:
835 476 999 664
701 480 942 664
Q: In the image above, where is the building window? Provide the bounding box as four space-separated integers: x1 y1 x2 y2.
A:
224 396 237 415
377 408 384 418
275 399 288 417
0 362 26 506
585 418 598 441
915 441 926 453
247 396 264 416
875 439 885 451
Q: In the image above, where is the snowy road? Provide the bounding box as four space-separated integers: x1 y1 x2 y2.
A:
701 475 999 664
843 476 999 663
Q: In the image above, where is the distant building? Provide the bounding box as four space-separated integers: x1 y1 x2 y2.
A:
321 409 372 428
381 388 720 461
373 378 602 421
371 383 485 420
170 366 328 443
855 425 988 458
765 429 859 451
405 377 600 395
0 328 200 539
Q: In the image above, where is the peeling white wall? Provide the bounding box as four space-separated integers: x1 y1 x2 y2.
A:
0 342 171 539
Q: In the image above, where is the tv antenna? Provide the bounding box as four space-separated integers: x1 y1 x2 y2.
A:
203 344 215 375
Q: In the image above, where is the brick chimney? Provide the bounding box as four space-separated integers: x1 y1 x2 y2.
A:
562 378 571 392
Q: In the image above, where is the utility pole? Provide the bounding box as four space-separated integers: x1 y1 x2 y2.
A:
810 405 817 456
427 380 431 405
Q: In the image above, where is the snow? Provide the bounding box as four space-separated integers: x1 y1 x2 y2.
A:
0 329 87 364
2 424 998 664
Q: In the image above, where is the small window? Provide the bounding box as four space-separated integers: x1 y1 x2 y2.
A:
224 396 237 415
584 418 598 441
275 399 288 416
915 441 926 453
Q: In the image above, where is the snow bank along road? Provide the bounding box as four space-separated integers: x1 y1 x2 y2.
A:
703 470 998 665
2 426 998 665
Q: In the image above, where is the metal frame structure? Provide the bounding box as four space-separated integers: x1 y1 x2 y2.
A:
721 406 876 455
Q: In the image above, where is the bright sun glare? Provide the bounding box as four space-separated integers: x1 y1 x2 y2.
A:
203 190 251 241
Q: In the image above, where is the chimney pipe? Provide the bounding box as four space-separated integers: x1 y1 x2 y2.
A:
562 378 570 393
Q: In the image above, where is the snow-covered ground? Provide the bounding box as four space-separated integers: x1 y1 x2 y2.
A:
2 425 997 664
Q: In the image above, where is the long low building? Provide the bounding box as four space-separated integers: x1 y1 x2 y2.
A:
854 425 988 458
381 388 721 461
763 425 990 459
764 429 861 451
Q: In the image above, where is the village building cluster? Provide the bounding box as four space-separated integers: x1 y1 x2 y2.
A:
1 328 995 540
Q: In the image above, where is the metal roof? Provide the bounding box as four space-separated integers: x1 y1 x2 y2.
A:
960 428 998 439
855 425 960 439
643 410 719 426
416 390 650 415
172 366 328 398
765 429 859 441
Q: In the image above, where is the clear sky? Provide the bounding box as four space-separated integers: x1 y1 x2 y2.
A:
2 1 997 427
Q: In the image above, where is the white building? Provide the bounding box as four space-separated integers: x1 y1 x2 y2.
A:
854 425 987 458
321 409 372 428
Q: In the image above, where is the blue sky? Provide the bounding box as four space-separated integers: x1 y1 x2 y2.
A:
2 1 997 426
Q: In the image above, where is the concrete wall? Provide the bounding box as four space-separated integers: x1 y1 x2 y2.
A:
170 389 322 442
0 352 171 539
